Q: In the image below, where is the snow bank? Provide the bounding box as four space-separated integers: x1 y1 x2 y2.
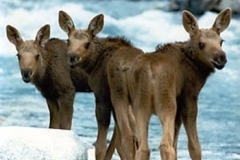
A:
0 127 93 160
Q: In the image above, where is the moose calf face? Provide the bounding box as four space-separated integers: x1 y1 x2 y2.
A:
58 11 104 68
6 25 50 83
191 29 227 70
67 29 92 67
15 41 41 83
182 8 231 71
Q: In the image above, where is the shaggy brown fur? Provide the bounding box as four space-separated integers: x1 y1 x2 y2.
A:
6 25 91 130
127 8 231 160
59 11 144 160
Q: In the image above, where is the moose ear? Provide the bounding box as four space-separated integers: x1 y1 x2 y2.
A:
6 25 23 47
59 10 75 35
182 10 199 37
88 14 104 36
211 8 231 34
35 24 50 47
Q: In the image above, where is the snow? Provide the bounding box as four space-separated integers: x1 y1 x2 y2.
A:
0 126 92 160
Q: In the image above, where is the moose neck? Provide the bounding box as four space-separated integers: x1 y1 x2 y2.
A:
79 37 104 75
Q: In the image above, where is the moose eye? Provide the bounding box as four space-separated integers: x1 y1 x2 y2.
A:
85 42 90 49
16 53 21 60
220 39 224 46
198 42 205 50
66 39 70 46
35 54 40 60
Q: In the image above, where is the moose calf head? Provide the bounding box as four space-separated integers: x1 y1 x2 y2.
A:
58 11 104 67
182 8 231 71
6 25 50 83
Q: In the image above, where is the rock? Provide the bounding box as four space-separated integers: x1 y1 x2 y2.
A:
168 0 221 15
167 0 240 15
0 127 93 160
213 0 240 14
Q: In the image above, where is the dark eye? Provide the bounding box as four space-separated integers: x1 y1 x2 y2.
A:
220 39 224 46
35 54 40 60
85 42 90 49
16 53 21 60
198 42 205 50
66 39 70 46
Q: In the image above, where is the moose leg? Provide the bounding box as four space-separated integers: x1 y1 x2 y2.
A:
155 97 176 160
134 104 151 160
104 125 117 160
107 67 136 160
58 92 75 130
95 101 111 160
173 109 182 160
46 99 60 129
182 100 201 160
113 101 135 160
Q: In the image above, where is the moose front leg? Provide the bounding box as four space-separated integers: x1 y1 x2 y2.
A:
46 99 60 129
58 93 75 130
95 101 111 160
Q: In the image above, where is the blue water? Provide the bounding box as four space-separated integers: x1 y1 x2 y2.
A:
0 0 240 159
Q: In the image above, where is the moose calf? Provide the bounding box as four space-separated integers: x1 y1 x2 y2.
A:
6 25 90 130
127 8 231 160
58 11 144 160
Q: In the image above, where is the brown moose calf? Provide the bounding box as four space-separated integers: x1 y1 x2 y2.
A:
6 25 90 130
58 11 144 160
127 8 232 160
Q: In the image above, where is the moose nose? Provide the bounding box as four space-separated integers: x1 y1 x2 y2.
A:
213 53 227 70
67 52 80 68
21 68 32 83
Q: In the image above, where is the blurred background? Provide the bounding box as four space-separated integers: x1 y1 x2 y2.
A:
0 0 239 159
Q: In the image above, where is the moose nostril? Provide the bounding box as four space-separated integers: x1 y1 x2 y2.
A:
21 69 32 83
220 54 227 63
212 53 227 70
214 54 226 63
70 56 75 63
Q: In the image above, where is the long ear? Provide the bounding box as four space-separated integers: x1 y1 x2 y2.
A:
6 25 23 47
59 10 75 35
211 8 231 34
182 10 199 37
88 14 104 36
35 24 50 47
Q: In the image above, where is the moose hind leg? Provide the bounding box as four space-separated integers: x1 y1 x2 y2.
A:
155 97 176 160
182 101 201 160
173 108 182 160
104 125 118 160
134 106 151 160
113 101 135 160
